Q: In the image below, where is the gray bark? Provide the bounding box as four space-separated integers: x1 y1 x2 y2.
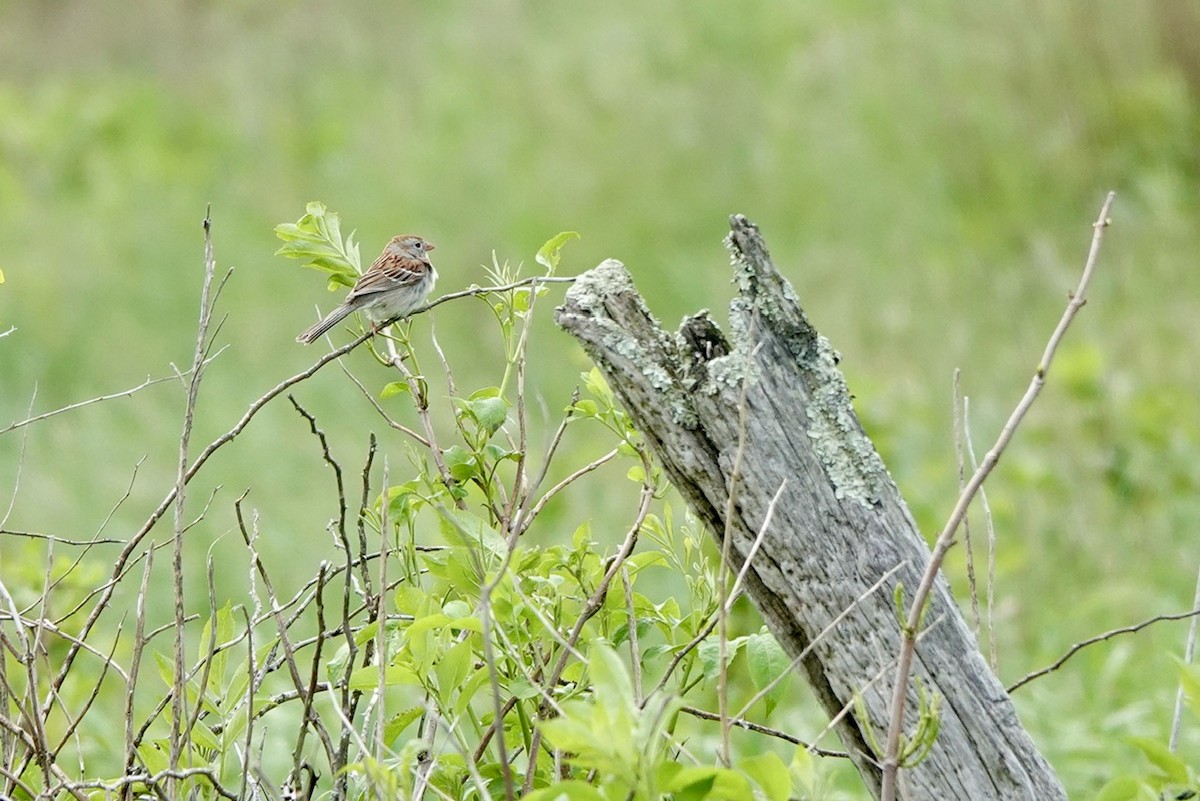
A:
554 215 1067 800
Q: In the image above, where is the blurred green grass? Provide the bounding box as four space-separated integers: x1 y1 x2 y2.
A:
2 0 1200 792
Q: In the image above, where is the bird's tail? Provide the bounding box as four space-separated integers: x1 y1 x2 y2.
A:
296 303 355 344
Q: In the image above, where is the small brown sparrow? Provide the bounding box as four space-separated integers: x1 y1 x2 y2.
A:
296 234 437 344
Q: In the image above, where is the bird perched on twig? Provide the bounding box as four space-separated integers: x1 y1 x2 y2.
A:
296 234 437 344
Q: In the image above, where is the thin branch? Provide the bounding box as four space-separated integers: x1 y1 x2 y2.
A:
168 206 220 773
677 706 848 758
880 191 1116 801
952 370 981 643
418 276 576 317
0 355 224 437
513 386 579 533
1170 563 1200 752
235 499 337 767
0 386 36 530
124 546 155 780
962 396 998 672
1009 605 1200 694
516 448 619 539
725 479 785 609
621 567 643 705
338 362 429 446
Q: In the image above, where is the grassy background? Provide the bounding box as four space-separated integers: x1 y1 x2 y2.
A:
2 0 1200 794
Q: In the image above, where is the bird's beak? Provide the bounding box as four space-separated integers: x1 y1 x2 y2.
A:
425 243 436 252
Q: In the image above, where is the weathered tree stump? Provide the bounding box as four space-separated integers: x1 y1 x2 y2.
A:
554 216 1066 800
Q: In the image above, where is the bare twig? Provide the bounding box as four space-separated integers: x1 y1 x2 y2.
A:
0 387 36 530
513 387 579 532
1010 605 1200 694
0 357 223 437
621 567 643 704
952 370 981 644
677 705 848 758
1170 563 1200 751
338 362 429 446
879 191 1116 801
516 448 619 539
168 207 221 774
238 607 255 801
374 461 390 763
961 396 999 672
124 548 154 782
235 499 337 767
418 276 576 317
725 479 785 609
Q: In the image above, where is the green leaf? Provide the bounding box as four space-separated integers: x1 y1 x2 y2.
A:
697 635 747 682
384 480 425 516
153 651 175 689
660 765 718 801
1094 775 1158 801
570 399 598 417
380 381 410 399
0 267 5 283
1177 661 1200 721
197 601 234 695
484 443 519 463
468 396 509 435
539 713 603 756
893 581 907 626
522 780 605 801
436 639 474 702
590 642 635 710
582 367 614 406
625 550 667 573
383 707 424 745
626 465 646 482
1126 736 1190 784
188 718 220 751
443 445 478 482
274 201 362 279
745 631 791 715
790 745 816 793
663 766 753 801
347 664 422 690
739 752 791 801
453 668 490 716
437 508 507 555
392 585 426 616
137 742 169 776
535 231 580 274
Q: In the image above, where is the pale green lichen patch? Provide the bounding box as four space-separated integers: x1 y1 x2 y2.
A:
719 230 893 506
564 258 635 315
564 260 698 429
702 297 760 391
803 334 891 506
723 235 813 364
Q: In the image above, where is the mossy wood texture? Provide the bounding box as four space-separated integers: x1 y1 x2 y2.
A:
555 216 1066 800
